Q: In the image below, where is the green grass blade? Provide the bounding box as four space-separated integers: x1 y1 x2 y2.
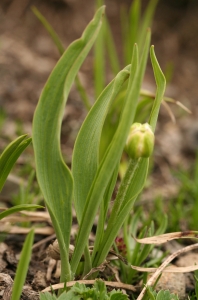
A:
138 0 158 50
94 0 105 98
33 7 105 282
0 135 31 192
0 204 43 221
107 159 140 226
31 6 65 54
104 18 120 75
120 5 131 65
149 46 166 131
91 162 119 262
72 66 130 222
129 0 141 55
32 6 92 111
11 229 34 300
94 158 149 267
94 20 105 99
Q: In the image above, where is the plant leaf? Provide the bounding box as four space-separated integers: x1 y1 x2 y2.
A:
11 229 34 300
40 292 57 300
72 65 130 222
32 6 105 282
31 6 65 55
138 0 158 50
0 204 43 221
32 6 91 112
0 135 31 192
149 45 166 131
156 290 179 300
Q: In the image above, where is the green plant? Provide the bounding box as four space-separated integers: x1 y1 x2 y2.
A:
0 135 43 220
40 280 128 300
12 169 41 206
114 209 167 284
32 5 166 294
0 135 31 191
11 229 34 300
31 1 186 163
145 287 179 300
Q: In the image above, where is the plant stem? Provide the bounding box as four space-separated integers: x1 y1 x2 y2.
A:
93 158 139 267
105 158 139 230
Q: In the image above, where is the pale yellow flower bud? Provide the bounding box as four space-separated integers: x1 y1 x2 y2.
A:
125 123 154 159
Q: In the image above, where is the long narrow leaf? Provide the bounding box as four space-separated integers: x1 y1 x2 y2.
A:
32 6 92 111
33 6 105 282
0 204 43 221
91 162 120 262
94 158 149 267
0 135 31 192
11 229 34 300
149 45 166 131
72 66 130 222
129 0 141 56
120 5 131 66
31 6 65 54
94 21 105 99
138 0 158 50
104 18 120 75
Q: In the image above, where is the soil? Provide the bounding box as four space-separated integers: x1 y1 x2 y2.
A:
0 0 198 299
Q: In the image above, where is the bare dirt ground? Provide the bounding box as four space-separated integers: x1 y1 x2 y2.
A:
1 0 198 298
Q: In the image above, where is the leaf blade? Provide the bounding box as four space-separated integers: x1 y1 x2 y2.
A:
11 229 34 300
0 204 43 221
0 135 31 192
32 6 105 281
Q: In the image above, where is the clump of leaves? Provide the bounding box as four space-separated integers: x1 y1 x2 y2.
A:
146 287 179 300
0 135 42 220
40 280 128 300
32 4 166 290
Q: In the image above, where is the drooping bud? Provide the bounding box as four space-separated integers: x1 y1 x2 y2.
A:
125 123 154 159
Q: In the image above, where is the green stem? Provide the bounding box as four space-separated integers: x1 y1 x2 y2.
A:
104 158 139 231
48 207 72 284
93 158 139 267
83 245 92 277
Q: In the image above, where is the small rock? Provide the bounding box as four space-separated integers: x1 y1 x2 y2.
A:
151 271 186 299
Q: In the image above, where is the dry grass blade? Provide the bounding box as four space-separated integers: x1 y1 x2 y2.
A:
32 233 56 250
140 90 192 114
41 279 137 293
136 243 198 300
131 264 198 273
134 231 198 244
46 242 128 263
164 96 192 114
83 261 109 279
0 224 54 235
162 100 176 123
0 210 51 223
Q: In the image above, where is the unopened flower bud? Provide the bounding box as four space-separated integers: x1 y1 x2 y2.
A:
125 123 154 159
